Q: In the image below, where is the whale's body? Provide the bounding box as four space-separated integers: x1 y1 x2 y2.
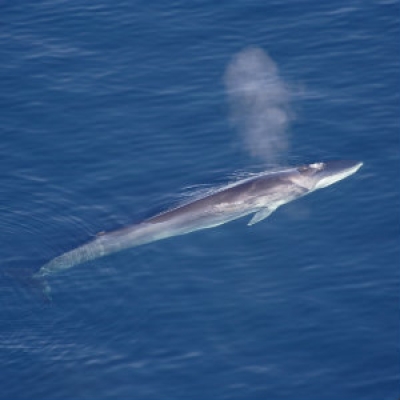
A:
35 160 362 280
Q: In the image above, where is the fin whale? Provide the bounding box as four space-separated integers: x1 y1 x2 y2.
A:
34 160 363 285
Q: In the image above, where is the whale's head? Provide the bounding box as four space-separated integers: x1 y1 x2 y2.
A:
291 160 363 191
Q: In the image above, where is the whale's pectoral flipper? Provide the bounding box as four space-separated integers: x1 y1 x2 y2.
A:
248 207 276 226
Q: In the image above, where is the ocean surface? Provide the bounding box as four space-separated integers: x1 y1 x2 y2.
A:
0 1 399 399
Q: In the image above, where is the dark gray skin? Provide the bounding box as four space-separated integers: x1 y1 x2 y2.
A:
35 160 362 281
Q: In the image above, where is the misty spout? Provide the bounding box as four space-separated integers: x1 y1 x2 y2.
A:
224 47 292 165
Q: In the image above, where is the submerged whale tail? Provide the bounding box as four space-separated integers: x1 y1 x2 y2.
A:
3 267 52 303
31 274 52 303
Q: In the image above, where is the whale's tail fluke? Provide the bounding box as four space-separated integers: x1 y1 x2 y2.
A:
3 267 52 304
31 274 52 303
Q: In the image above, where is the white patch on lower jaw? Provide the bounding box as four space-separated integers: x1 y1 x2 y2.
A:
315 163 363 189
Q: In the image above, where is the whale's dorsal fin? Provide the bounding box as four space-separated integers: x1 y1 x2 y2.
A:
248 207 275 226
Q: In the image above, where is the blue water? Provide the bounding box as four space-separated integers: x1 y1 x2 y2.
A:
1 1 399 399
